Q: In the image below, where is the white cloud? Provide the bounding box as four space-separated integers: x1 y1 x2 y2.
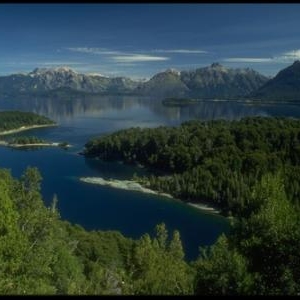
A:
224 49 300 64
223 58 273 63
278 49 300 61
67 47 207 56
112 54 169 63
152 49 207 54
66 47 121 55
66 47 169 63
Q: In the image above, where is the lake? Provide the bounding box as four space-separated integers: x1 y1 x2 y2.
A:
1 95 300 260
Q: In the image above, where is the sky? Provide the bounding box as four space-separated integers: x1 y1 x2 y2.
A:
1 3 300 79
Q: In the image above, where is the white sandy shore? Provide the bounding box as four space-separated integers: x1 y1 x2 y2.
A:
0 141 71 148
80 176 173 198
187 202 220 214
0 123 57 136
79 176 220 214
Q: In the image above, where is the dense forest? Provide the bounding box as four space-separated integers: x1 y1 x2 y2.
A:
0 167 299 295
8 136 46 145
0 111 55 132
84 117 300 216
0 167 192 294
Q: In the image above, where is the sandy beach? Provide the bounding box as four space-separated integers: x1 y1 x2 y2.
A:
0 123 57 136
79 176 220 214
80 176 174 198
187 202 220 214
0 141 71 148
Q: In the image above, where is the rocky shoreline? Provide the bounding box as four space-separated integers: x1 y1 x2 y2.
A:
79 176 220 214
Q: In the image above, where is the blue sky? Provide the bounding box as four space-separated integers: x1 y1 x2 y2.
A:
1 4 300 79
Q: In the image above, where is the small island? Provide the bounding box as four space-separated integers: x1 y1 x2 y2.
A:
0 110 56 136
0 111 70 149
0 135 71 149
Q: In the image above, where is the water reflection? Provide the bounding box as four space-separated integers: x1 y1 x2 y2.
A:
1 95 300 126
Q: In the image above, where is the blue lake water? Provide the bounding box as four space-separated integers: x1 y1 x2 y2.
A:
1 95 300 260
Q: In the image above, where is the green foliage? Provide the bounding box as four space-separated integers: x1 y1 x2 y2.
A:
0 167 131 295
0 111 54 132
8 136 46 145
194 173 300 295
0 163 299 294
194 235 254 295
128 223 194 295
231 173 300 294
84 116 300 216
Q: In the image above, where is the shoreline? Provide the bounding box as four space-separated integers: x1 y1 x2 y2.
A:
187 202 220 214
79 176 220 215
0 123 57 136
0 141 71 148
80 176 174 199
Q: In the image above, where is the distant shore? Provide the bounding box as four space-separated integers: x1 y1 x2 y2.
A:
0 123 57 136
79 176 220 214
162 98 300 106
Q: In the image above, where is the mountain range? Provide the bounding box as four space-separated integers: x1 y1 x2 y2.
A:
136 63 269 99
0 61 299 101
0 67 139 96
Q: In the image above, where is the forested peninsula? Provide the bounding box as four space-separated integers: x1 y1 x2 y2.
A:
84 116 300 217
0 111 56 135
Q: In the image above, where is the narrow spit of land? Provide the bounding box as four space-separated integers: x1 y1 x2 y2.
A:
0 124 57 136
80 176 220 214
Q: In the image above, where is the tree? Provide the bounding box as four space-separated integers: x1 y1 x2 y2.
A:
232 173 300 294
194 235 254 295
129 223 194 295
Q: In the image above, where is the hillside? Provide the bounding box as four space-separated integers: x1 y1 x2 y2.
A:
181 63 268 99
135 69 190 97
250 60 300 101
136 63 268 99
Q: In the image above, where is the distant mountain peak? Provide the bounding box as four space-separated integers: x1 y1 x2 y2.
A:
165 68 181 76
293 60 300 65
209 62 228 72
54 66 76 73
30 66 77 76
87 72 107 78
211 62 222 67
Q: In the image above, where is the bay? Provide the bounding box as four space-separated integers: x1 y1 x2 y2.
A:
1 95 299 260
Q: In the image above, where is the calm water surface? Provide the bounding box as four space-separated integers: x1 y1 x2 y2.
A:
1 95 300 260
